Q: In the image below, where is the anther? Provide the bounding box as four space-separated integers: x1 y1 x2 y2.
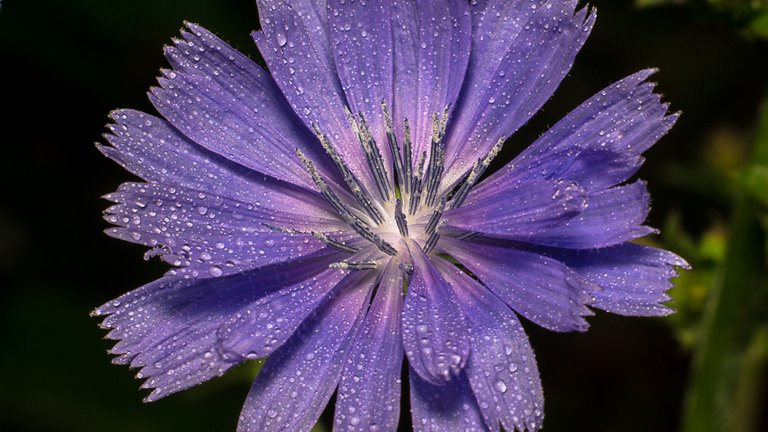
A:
312 232 359 254
296 148 397 256
450 136 506 209
409 151 427 215
348 110 391 202
424 196 446 236
382 102 405 193
423 231 440 254
329 260 379 270
311 125 383 224
403 119 413 194
394 198 409 237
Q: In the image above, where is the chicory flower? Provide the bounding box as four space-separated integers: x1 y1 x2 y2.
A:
94 0 688 430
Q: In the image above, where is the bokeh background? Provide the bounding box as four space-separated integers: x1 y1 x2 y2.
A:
1 0 767 431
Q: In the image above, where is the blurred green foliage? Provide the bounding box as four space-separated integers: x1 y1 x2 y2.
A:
681 93 768 432
637 0 768 37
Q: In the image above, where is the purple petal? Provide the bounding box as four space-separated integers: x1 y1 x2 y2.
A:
91 251 341 401
148 24 335 190
444 179 587 239
268 0 337 94
216 248 379 360
254 0 378 194
443 237 599 332
99 110 333 213
236 271 375 432
409 369 488 432
522 180 656 249
472 70 677 199
443 0 595 188
437 257 545 432
334 260 404 431
540 243 689 316
103 182 345 275
402 239 471 384
328 0 394 166
391 0 471 158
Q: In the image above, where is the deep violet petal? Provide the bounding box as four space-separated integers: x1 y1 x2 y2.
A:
236 271 375 432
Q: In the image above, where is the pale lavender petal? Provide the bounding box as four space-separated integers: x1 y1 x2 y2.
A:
444 179 587 239
539 243 690 316
391 0 471 158
409 369 488 432
403 239 470 384
216 248 378 360
443 237 599 332
334 260 404 431
99 110 333 213
103 182 343 276
236 271 375 432
254 1 378 194
522 180 656 249
471 70 677 200
443 0 595 188
436 257 545 432
328 0 393 169
92 252 340 401
149 23 335 190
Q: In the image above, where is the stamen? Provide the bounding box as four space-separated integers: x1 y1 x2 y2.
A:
312 232 359 254
311 125 383 224
450 136 506 209
329 260 379 270
296 148 397 256
424 109 448 207
402 119 414 195
423 231 440 254
351 111 391 202
394 198 409 236
408 151 427 215
382 102 405 192
295 148 349 216
456 231 481 240
424 196 446 235
261 224 299 234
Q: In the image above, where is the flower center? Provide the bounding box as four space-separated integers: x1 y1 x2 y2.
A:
294 103 505 270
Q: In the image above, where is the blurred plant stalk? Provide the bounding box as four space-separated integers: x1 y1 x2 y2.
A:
682 92 768 432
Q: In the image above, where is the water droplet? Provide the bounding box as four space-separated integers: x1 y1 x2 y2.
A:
276 32 287 47
208 266 223 277
494 379 508 393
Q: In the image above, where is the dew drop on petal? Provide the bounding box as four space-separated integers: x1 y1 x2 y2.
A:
494 379 508 393
276 32 287 47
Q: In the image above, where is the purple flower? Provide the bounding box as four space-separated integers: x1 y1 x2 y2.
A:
93 0 688 430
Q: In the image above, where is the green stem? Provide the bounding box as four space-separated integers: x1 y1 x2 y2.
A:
681 93 768 432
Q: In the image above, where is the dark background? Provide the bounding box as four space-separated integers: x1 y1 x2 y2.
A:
1 0 767 431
